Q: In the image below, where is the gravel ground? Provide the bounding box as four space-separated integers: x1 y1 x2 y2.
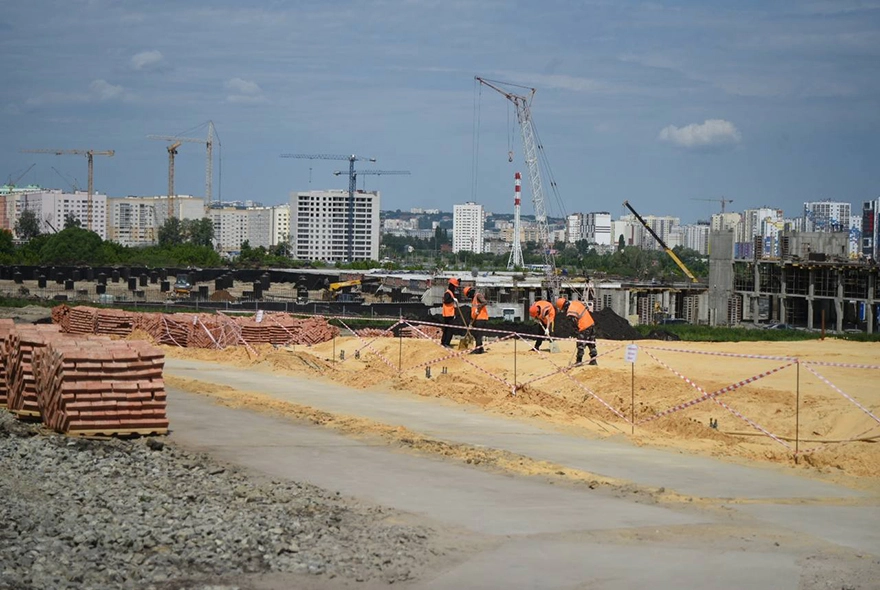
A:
0 410 437 590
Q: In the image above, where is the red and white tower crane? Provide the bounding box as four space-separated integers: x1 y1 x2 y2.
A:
507 171 524 269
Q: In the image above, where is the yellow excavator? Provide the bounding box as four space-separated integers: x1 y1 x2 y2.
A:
623 200 700 283
324 279 365 302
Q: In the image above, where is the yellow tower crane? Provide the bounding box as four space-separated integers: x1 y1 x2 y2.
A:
19 148 114 231
166 141 182 219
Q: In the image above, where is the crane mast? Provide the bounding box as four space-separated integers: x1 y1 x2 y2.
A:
148 120 216 204
475 76 559 296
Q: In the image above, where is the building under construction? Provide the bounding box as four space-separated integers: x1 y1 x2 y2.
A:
708 229 879 333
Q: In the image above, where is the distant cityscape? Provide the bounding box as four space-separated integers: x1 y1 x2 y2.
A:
0 182 876 263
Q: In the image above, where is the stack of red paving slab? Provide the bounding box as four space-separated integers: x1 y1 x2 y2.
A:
66 306 99 335
0 319 16 407
95 308 136 337
51 305 70 331
401 325 442 340
33 337 168 436
6 324 63 418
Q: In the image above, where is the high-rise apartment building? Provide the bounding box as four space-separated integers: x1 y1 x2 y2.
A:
272 204 290 248
290 190 380 262
567 212 612 246
209 205 274 253
804 200 851 232
680 223 710 255
453 202 484 253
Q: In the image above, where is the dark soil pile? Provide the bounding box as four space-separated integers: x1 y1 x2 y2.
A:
593 308 642 341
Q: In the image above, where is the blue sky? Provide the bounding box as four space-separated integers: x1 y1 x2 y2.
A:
2 0 879 224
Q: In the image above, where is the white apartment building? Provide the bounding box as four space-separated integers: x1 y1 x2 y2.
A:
741 207 784 257
17 190 108 239
453 202 484 254
710 212 742 233
272 204 290 247
210 206 274 253
619 214 679 251
566 213 584 243
566 212 611 246
383 218 419 231
680 223 710 255
804 200 851 232
613 218 642 249
290 189 380 262
107 195 206 246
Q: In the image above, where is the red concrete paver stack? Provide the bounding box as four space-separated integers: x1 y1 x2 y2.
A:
67 306 99 335
34 337 168 436
0 319 16 406
156 314 193 347
95 308 135 337
355 328 391 338
6 324 63 418
239 316 272 345
401 325 442 340
51 304 70 331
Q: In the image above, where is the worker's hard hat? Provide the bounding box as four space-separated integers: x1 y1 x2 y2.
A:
555 297 567 311
463 286 474 298
448 277 460 287
529 304 539 318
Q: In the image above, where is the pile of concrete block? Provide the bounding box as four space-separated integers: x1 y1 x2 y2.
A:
34 337 168 436
401 325 442 340
51 305 340 349
0 323 168 436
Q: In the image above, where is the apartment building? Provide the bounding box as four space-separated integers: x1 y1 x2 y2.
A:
17 190 108 239
107 195 205 246
290 189 380 262
453 202 484 253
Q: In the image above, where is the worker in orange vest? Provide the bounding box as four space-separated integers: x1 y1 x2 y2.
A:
464 286 488 354
528 299 556 352
440 277 460 348
555 297 598 365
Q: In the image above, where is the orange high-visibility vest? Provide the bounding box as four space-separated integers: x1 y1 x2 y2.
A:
566 300 595 332
442 289 456 317
534 300 555 327
471 293 488 321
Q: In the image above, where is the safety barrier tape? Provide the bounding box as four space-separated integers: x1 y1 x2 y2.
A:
351 320 405 358
334 317 400 373
640 345 796 362
638 348 795 449
637 348 794 424
803 364 880 426
195 317 222 349
801 360 880 370
795 423 880 457
217 312 259 357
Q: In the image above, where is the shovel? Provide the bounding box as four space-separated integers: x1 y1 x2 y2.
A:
547 323 560 353
456 303 475 350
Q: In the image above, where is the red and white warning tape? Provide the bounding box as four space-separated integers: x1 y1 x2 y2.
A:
803 364 880 426
640 345 795 362
334 316 400 373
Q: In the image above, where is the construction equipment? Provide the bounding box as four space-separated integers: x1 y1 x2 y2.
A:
475 76 562 299
280 153 376 262
166 142 182 219
51 166 79 192
19 148 114 231
6 163 35 188
148 121 217 203
623 200 700 283
332 169 410 190
692 196 734 214
173 274 192 298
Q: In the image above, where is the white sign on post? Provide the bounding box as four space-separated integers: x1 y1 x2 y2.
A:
255 310 264 323
625 344 638 364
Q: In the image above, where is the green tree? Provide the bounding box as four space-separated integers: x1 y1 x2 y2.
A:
0 229 13 256
63 213 82 229
15 209 41 241
39 227 104 265
158 217 183 247
617 234 625 251
182 217 215 248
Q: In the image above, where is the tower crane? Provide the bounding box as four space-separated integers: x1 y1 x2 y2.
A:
148 120 216 203
692 196 734 214
166 142 182 219
280 153 377 261
333 169 410 189
475 76 561 298
6 163 36 188
19 148 114 231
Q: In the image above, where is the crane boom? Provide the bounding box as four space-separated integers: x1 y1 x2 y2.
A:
148 120 215 203
19 148 114 232
623 200 699 283
475 76 559 297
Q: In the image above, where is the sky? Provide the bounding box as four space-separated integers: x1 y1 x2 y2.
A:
2 0 879 225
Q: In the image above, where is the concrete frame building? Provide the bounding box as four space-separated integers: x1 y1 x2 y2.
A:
453 202 484 254
290 189 380 262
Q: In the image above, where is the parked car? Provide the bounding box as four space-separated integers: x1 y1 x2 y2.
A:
764 323 796 330
659 318 688 325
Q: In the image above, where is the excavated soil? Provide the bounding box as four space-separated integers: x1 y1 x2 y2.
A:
160 335 880 487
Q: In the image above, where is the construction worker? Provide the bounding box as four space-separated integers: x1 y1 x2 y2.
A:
528 299 556 352
440 277 460 348
555 297 598 365
464 286 488 354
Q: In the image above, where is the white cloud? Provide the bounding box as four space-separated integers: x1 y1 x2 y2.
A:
89 79 124 101
658 119 742 149
26 79 129 106
131 50 164 70
224 77 267 103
